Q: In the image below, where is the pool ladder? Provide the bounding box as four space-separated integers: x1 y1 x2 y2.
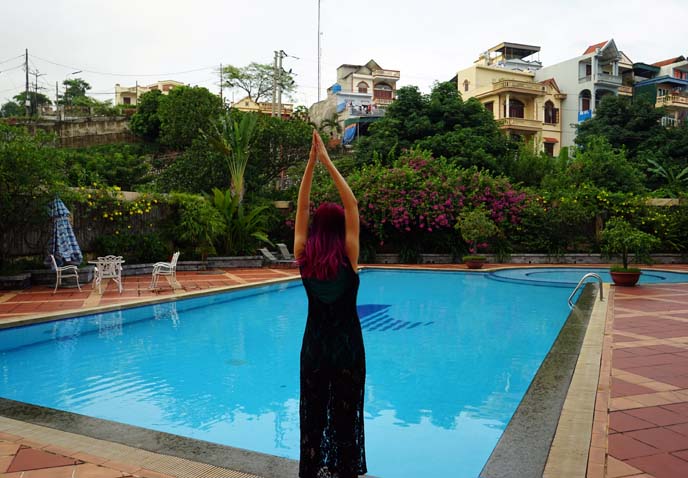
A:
568 273 604 309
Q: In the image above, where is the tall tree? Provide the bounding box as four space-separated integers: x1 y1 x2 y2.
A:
0 101 25 117
130 89 163 142
157 86 224 150
13 91 52 114
221 62 296 103
61 78 91 106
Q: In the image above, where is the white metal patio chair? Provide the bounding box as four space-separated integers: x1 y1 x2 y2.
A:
50 254 81 294
92 255 124 294
149 251 181 289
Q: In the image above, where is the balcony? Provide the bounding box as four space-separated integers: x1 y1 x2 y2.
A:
618 85 633 96
478 80 546 98
372 69 400 79
345 105 386 118
595 72 622 87
498 117 542 132
657 94 688 109
374 97 394 106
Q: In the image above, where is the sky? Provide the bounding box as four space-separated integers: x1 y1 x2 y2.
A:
1 0 686 108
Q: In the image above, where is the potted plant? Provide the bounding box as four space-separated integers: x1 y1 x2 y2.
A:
601 217 660 286
455 207 498 269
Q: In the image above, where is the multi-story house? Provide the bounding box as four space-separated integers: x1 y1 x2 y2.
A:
114 80 185 106
455 42 566 156
633 56 688 127
534 39 631 147
309 60 399 144
230 96 293 118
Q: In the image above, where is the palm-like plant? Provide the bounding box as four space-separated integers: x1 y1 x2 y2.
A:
646 158 688 196
319 113 342 138
203 112 259 202
209 188 271 255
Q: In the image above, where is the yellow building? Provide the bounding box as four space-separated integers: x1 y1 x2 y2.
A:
230 96 293 118
114 80 185 106
455 42 566 156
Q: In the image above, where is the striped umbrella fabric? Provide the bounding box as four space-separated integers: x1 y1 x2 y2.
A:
47 198 83 267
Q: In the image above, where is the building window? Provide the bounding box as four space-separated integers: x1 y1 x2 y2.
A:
484 101 494 115
580 90 591 112
374 83 393 100
505 99 525 118
357 82 369 94
586 64 592 76
463 79 470 92
544 101 559 124
123 97 131 105
544 142 555 156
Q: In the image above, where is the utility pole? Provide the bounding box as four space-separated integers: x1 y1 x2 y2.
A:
317 0 321 102
25 49 30 116
219 63 223 106
135 81 138 106
277 51 284 119
32 70 46 116
271 51 278 117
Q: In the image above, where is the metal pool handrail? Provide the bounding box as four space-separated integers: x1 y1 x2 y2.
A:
568 272 604 309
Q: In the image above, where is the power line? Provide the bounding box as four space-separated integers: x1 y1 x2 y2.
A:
0 54 23 65
0 63 25 73
29 53 216 77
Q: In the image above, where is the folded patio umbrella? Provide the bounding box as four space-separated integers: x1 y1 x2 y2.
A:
46 197 83 267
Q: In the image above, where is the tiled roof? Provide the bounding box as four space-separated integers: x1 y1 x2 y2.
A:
583 41 608 55
651 56 686 67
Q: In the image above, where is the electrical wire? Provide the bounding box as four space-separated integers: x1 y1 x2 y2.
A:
0 54 23 65
0 63 25 74
29 53 216 77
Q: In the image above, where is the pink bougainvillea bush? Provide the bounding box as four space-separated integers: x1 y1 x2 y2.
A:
294 149 528 259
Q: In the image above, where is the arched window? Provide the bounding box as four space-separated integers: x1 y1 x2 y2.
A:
505 99 525 118
580 90 591 112
544 100 559 124
463 79 470 92
357 81 369 94
374 83 393 100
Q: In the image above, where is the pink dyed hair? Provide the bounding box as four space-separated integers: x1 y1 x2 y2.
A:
299 202 346 280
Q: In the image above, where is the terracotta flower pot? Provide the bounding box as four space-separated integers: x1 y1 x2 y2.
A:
464 258 486 269
610 270 641 287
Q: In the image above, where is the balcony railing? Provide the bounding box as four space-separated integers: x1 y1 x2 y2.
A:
499 117 542 131
618 85 633 95
372 69 400 79
347 105 386 117
490 80 547 95
657 94 688 108
661 116 681 127
596 72 622 86
374 97 394 106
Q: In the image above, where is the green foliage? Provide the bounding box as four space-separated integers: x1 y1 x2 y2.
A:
0 124 65 266
93 233 169 264
154 138 228 193
209 188 271 255
576 95 665 161
158 86 224 150
554 136 645 193
166 193 225 260
59 143 153 190
456 207 498 254
503 143 557 188
354 82 513 173
221 62 295 103
601 217 660 270
1 101 24 117
203 111 259 201
129 90 164 142
61 78 91 106
247 114 312 190
13 91 52 115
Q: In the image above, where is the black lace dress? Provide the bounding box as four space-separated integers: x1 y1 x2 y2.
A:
299 261 367 478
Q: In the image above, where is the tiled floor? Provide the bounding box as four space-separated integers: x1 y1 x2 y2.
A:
1 263 688 477
604 283 688 478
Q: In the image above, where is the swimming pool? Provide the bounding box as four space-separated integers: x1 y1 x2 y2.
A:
489 267 688 287
0 269 609 476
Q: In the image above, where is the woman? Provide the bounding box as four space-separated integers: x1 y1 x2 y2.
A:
294 131 367 478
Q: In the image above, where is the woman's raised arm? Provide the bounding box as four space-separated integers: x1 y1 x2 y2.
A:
314 133 359 270
293 131 318 260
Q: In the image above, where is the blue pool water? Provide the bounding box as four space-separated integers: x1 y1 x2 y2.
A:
1 268 667 477
489 267 688 287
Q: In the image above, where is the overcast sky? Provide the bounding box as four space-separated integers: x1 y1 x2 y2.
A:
1 0 686 108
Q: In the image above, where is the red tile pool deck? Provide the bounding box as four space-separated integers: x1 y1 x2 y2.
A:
1 263 688 478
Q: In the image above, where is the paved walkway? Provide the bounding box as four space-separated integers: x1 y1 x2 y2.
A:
1 264 688 477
